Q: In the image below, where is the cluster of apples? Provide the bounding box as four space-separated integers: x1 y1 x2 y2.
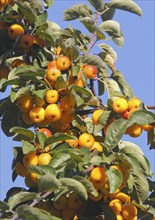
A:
15 128 53 188
0 20 45 80
112 97 154 137
92 97 154 138
7 23 46 49
46 51 98 89
109 192 138 220
0 19 46 50
84 163 139 220
0 0 13 11
35 192 86 220
17 90 77 132
15 150 52 188
88 161 131 201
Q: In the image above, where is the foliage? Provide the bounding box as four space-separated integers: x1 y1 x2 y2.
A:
0 0 155 219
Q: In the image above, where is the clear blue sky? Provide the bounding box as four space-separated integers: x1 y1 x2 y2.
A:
0 1 155 200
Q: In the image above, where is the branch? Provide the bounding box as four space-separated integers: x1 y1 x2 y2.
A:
12 192 52 220
85 11 100 55
75 108 100 116
146 106 155 110
89 79 96 96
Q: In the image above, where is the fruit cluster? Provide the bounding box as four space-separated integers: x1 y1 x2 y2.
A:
112 97 154 137
92 97 154 139
35 193 86 220
109 193 138 220
17 91 76 131
15 150 52 188
7 23 46 49
88 162 130 200
0 0 13 11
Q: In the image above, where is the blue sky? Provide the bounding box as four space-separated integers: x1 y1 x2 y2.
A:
0 1 155 200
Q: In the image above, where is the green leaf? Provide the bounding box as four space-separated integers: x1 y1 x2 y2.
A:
112 31 124 47
1 104 20 137
15 1 36 24
22 140 35 154
79 147 92 165
60 178 88 200
60 38 80 60
28 165 47 176
105 79 121 100
29 0 43 11
55 76 68 91
127 110 155 127
98 52 115 70
72 64 80 77
79 17 97 33
17 205 61 220
81 54 106 69
45 133 75 146
98 43 117 62
99 20 124 47
103 118 128 150
12 87 31 102
88 0 105 12
103 204 117 220
107 0 143 16
148 128 155 149
46 20 61 32
73 176 98 197
64 4 93 21
98 110 111 127
0 97 12 117
96 28 107 41
101 7 116 21
107 167 123 193
35 132 46 149
32 89 46 100
38 174 61 192
8 192 39 209
118 141 144 154
132 171 149 202
97 67 109 96
49 149 79 169
119 141 152 176
99 20 121 35
44 0 54 9
0 78 20 91
36 30 54 45
10 127 34 142
72 86 92 103
35 11 48 27
0 201 9 211
15 65 46 77
86 96 100 107
112 70 134 99
91 155 105 166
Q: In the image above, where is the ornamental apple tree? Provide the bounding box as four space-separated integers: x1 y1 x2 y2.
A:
0 0 155 219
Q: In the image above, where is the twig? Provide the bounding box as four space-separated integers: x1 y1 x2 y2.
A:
83 165 94 174
85 11 100 55
99 6 110 16
146 106 155 110
12 192 52 220
90 79 96 96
